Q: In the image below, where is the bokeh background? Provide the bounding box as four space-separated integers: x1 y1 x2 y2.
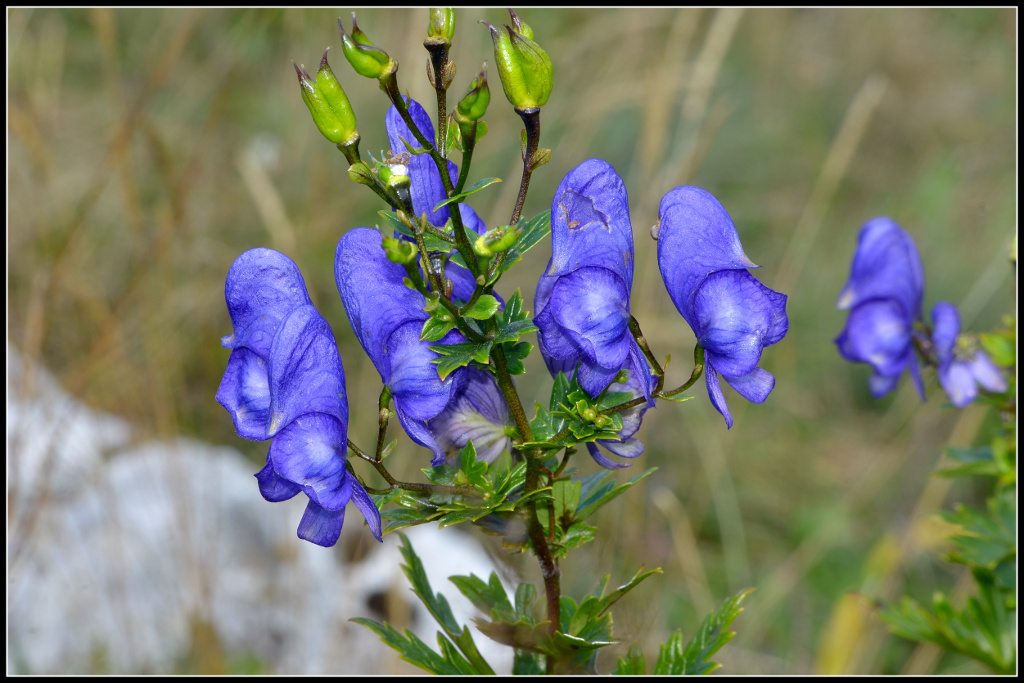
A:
8 7 1016 675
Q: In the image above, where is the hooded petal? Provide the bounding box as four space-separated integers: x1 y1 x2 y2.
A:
335 227 428 380
222 248 313 357
836 217 924 321
546 159 634 284
266 305 347 437
657 186 758 330
386 98 459 228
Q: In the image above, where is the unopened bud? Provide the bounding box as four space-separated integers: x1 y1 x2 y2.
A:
382 236 418 265
582 407 598 423
339 14 393 80
473 225 521 257
428 8 456 43
295 49 358 145
593 415 612 429
456 67 491 122
347 161 374 185
480 11 552 109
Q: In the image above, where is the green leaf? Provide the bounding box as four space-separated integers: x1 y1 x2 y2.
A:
493 290 539 344
979 331 1016 368
553 479 582 523
496 210 552 275
429 341 494 379
615 645 647 675
462 294 500 320
432 177 502 212
575 467 657 522
449 572 515 621
421 316 456 342
351 618 466 675
652 588 753 675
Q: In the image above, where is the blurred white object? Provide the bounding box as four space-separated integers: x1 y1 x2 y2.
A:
7 344 514 674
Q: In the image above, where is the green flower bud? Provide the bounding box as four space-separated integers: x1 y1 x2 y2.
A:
382 236 418 265
294 49 358 145
338 15 393 79
582 407 598 423
428 8 456 42
473 225 520 257
347 161 374 185
593 414 612 429
456 67 490 122
480 12 552 109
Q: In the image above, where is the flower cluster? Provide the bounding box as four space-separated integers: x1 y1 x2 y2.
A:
657 186 789 429
835 217 1006 406
216 248 380 547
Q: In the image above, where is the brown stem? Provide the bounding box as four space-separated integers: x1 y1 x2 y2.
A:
510 107 541 227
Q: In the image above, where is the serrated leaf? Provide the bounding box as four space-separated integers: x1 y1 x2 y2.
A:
429 341 494 379
432 177 503 212
615 645 647 675
575 468 657 522
421 316 456 341
653 588 753 675
351 618 465 675
462 294 500 320
496 210 552 275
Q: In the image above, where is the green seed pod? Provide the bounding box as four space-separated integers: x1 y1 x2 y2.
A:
294 49 358 145
428 8 456 42
456 67 490 122
480 14 552 110
339 15 392 79
382 236 418 265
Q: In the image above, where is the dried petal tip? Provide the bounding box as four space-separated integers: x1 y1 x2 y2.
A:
508 8 534 40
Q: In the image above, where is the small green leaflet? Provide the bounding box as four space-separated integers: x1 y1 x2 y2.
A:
429 341 493 379
432 177 503 212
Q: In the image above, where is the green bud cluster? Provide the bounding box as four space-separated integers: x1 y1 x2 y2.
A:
294 49 358 146
481 9 553 110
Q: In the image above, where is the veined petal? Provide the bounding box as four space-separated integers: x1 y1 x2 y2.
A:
723 366 775 404
396 403 446 466
349 479 383 542
427 368 511 465
297 498 345 547
222 248 313 357
387 321 459 420
268 412 350 510
547 159 634 284
267 305 347 437
704 363 734 429
547 267 631 370
255 455 302 502
386 98 459 228
657 186 758 330
577 360 622 399
693 270 774 378
835 217 924 321
216 347 272 440
335 227 428 380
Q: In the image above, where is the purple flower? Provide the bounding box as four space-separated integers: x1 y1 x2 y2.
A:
931 302 1007 407
216 248 381 547
335 228 511 466
386 98 485 235
657 186 789 429
534 159 656 468
835 217 926 399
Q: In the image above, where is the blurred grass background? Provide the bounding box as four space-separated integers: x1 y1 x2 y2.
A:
8 7 1016 675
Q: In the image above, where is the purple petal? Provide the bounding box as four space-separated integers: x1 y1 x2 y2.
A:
628 341 656 407
545 267 631 370
577 361 623 399
597 436 645 459
255 456 301 502
836 217 924 321
386 98 458 227
693 270 778 378
216 347 272 440
585 442 633 469
267 305 347 437
705 364 734 429
296 498 345 547
396 404 446 466
546 159 635 285
968 352 1007 393
723 366 775 404
930 301 961 362
458 203 486 235
268 413 350 509
835 299 914 377
222 248 312 357
387 321 458 420
869 372 901 398
349 479 383 542
938 360 978 408
657 186 758 330
335 228 428 380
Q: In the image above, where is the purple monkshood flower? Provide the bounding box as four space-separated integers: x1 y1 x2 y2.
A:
335 228 511 466
535 159 656 468
657 186 789 429
835 217 926 399
427 367 512 464
216 248 381 547
930 302 1007 407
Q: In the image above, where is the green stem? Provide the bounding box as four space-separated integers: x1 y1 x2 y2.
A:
348 439 477 497
455 125 477 195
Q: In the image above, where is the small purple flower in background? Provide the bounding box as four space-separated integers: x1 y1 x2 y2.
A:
335 228 511 466
216 248 381 547
535 159 656 468
930 302 1007 407
657 186 789 429
386 97 485 234
835 217 926 399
